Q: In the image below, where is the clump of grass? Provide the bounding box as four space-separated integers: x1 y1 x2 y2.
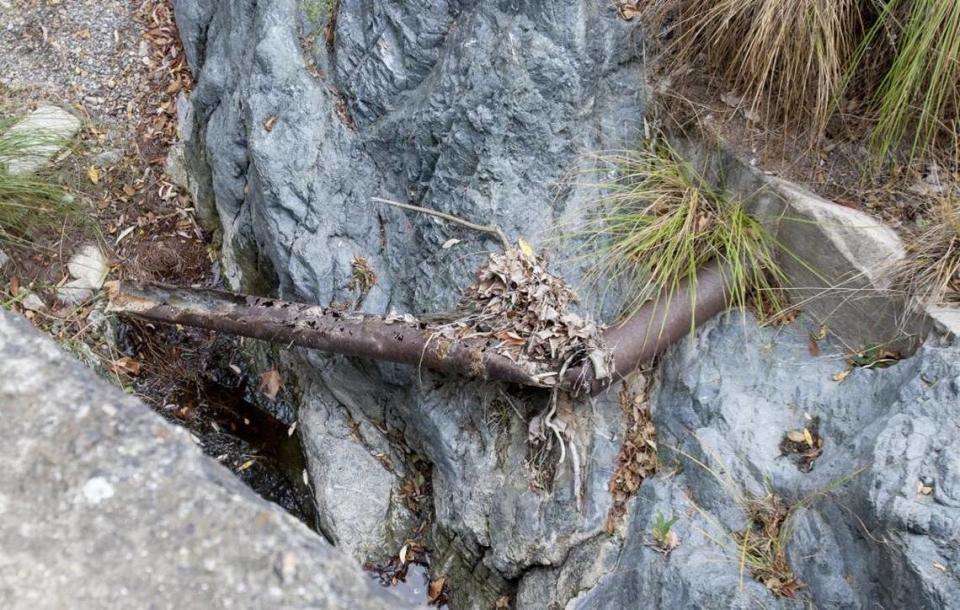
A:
0 117 79 250
573 140 785 323
651 512 680 552
890 193 960 308
732 493 803 598
655 0 861 139
864 0 960 162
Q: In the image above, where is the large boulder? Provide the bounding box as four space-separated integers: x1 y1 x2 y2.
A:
173 0 646 600
0 310 407 609
554 313 960 609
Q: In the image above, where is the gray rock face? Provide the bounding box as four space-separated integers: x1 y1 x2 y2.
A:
0 310 407 609
173 0 646 592
172 0 960 607
558 313 960 609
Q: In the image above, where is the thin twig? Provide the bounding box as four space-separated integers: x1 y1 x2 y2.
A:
371 196 511 250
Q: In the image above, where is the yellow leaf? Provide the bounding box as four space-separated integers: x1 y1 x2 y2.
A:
239 459 255 471
786 430 806 443
832 369 851 382
87 166 100 185
517 237 534 258
803 428 814 447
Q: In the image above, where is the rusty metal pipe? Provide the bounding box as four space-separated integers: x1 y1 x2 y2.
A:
107 260 735 396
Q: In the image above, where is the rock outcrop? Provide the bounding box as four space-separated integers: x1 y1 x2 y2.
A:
171 0 960 608
0 310 407 609
174 1 645 604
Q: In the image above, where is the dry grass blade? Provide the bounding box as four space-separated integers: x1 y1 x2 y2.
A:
655 0 861 140
733 493 804 598
889 193 960 309
567 140 785 328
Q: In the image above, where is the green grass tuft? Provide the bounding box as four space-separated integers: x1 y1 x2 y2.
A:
864 0 960 163
570 140 786 325
0 117 82 250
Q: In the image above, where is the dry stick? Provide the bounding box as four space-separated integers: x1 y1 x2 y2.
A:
107 260 737 396
371 196 512 250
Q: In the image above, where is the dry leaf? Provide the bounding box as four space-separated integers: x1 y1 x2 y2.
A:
111 356 141 376
264 115 278 131
803 428 814 447
398 544 409 565
815 324 829 340
517 237 535 258
441 238 461 249
933 562 947 572
495 597 511 610
287 422 297 437
832 369 851 382
427 576 447 605
259 369 283 399
786 430 807 443
87 166 100 184
239 459 255 471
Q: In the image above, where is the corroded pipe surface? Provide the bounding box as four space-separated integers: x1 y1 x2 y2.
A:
108 261 734 396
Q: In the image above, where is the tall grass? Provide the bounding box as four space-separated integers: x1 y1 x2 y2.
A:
571 140 785 323
0 117 79 249
865 0 960 162
658 0 861 140
654 0 960 162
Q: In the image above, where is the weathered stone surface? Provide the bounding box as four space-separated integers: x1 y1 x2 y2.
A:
1 105 81 175
674 135 927 354
561 313 960 609
174 0 646 586
0 310 408 610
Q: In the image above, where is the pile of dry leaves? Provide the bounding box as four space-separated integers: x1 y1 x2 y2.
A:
606 380 658 533
440 245 611 384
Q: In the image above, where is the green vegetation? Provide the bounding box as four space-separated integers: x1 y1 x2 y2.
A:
0 118 80 250
653 0 960 163
865 0 960 162
573 139 785 323
302 0 335 29
651 512 679 551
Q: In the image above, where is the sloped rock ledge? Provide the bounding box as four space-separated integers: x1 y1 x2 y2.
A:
0 310 407 609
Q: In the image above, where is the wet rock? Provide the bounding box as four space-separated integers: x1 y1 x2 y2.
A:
0 310 408 609
174 0 645 583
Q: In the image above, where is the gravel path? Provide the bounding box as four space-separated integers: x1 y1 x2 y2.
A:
0 0 149 131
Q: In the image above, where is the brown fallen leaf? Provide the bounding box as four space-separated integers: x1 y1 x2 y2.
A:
111 356 141 376
832 369 851 382
87 166 100 185
495 596 511 610
264 115 278 132
259 368 283 398
427 576 447 605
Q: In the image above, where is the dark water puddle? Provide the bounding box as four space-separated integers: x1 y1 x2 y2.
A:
121 321 317 527
123 321 447 606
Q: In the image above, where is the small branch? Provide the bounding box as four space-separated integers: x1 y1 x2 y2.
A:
372 196 511 250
